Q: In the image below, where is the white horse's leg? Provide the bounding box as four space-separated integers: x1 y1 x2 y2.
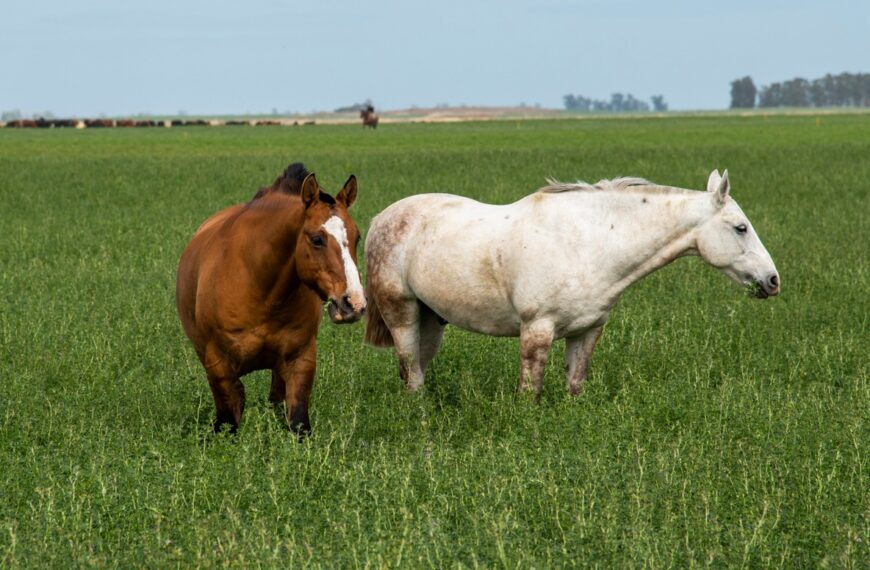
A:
418 306 446 377
565 326 604 396
381 299 425 390
518 319 555 401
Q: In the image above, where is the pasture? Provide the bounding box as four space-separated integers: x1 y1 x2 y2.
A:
1 115 868 567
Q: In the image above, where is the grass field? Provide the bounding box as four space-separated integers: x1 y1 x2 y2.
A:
1 115 868 567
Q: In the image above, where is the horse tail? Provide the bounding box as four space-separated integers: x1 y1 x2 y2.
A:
364 288 394 347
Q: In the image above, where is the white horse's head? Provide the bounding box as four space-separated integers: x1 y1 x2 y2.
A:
694 170 780 298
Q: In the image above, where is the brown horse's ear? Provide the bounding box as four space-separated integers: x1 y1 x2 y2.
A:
337 175 358 208
301 173 318 208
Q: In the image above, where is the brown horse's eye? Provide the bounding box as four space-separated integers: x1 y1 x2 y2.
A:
311 235 326 248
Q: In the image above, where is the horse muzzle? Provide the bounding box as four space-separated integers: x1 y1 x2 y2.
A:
327 294 366 324
752 273 781 299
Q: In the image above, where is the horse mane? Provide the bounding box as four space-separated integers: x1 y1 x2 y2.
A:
540 177 695 195
250 162 311 201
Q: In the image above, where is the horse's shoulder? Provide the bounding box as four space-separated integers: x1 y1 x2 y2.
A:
193 203 246 238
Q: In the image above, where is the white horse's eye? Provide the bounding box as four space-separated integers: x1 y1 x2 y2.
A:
734 224 748 234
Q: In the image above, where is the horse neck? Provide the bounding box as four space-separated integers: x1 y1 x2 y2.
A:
241 196 307 303
567 190 711 300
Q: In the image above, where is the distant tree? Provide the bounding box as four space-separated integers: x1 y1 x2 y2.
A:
622 94 649 112
758 82 783 108
741 72 870 109
809 79 828 107
610 93 625 112
650 95 668 111
334 99 372 113
1 109 22 121
860 74 870 106
781 78 810 106
563 92 662 112
730 76 757 108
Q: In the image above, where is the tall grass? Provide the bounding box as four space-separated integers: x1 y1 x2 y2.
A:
1 115 867 567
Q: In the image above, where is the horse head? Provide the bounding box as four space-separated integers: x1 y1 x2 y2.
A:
295 173 366 322
694 170 780 298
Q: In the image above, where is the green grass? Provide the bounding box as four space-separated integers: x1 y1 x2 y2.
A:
1 115 868 568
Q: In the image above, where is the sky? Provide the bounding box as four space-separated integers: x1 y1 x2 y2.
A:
2 0 868 117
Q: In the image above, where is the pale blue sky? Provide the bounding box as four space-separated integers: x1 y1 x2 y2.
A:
2 0 867 116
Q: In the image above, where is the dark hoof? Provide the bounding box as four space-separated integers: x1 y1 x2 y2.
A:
290 421 311 440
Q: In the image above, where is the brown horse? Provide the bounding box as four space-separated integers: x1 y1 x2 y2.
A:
361 105 379 129
176 163 366 435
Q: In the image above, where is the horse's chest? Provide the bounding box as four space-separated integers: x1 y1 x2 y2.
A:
221 320 315 372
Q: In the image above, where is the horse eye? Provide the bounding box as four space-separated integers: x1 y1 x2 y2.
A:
311 235 326 247
735 224 748 234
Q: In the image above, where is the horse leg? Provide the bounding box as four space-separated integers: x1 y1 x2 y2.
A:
518 320 555 402
279 342 317 437
204 347 244 432
418 305 446 378
382 299 424 390
268 368 285 404
565 326 604 396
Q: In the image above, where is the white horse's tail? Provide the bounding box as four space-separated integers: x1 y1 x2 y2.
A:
363 287 394 347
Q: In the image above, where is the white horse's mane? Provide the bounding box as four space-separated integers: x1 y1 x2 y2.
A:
540 177 696 195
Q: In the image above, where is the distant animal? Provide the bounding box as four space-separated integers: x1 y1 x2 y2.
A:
176 163 366 435
84 119 113 128
361 105 379 129
364 170 780 399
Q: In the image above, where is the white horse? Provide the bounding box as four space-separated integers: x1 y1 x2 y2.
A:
364 170 780 399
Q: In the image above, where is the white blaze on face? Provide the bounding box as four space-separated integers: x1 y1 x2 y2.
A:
322 216 365 308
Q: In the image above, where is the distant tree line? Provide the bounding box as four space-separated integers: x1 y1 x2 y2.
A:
730 73 870 109
334 99 374 113
2 109 56 120
563 93 668 112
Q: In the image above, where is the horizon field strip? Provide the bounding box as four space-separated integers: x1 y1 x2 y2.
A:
0 114 868 567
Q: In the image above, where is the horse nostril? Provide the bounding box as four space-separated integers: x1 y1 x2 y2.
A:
769 274 779 288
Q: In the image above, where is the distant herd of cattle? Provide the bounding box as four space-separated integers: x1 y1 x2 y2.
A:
1 118 318 129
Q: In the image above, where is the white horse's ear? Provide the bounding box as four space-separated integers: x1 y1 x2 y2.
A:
713 169 730 206
706 169 722 193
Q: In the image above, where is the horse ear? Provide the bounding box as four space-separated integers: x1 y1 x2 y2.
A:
337 175 357 208
300 173 318 208
714 169 731 205
706 169 722 193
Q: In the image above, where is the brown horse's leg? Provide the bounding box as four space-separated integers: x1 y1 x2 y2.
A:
518 320 555 402
204 346 244 432
279 342 317 437
565 326 604 396
207 375 245 433
268 369 285 404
